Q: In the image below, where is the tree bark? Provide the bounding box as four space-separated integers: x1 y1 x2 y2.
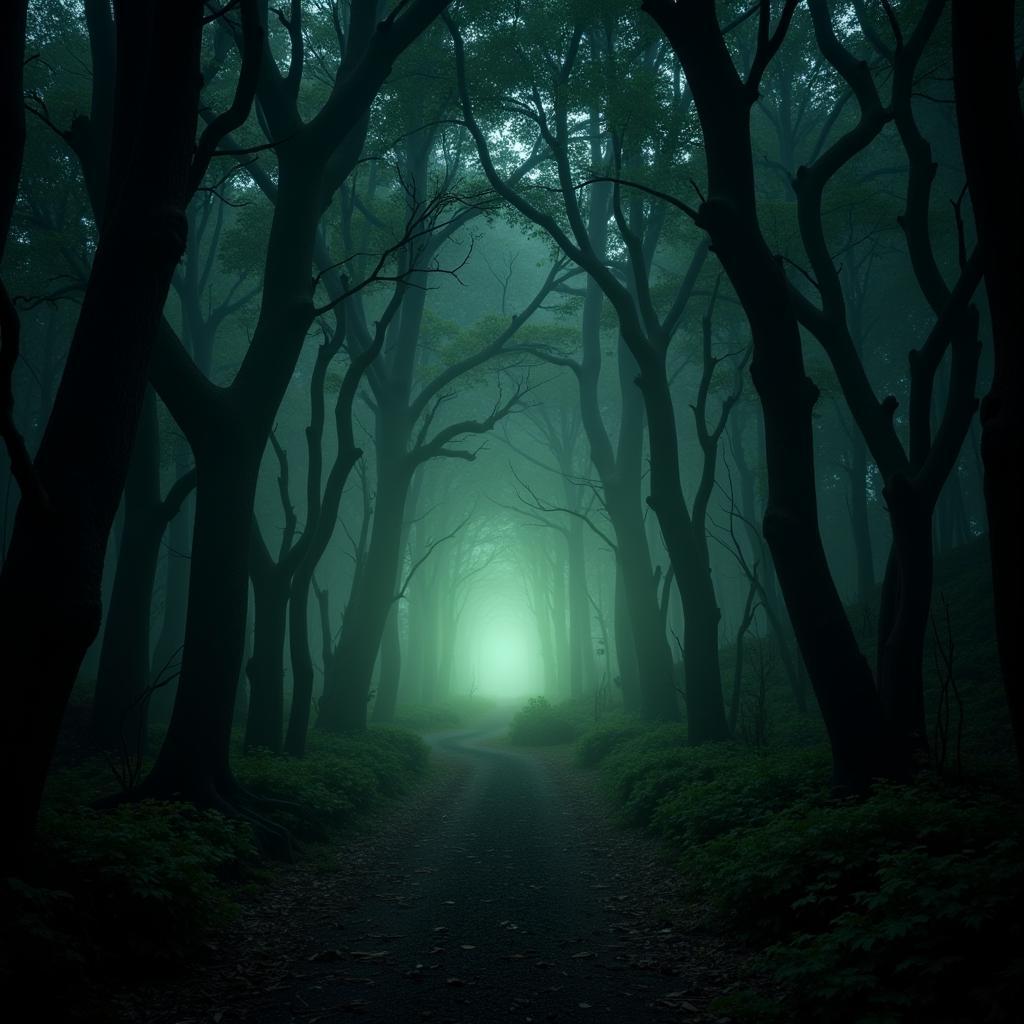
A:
92 389 194 755
244 555 289 753
951 0 1024 777
372 604 402 723
320 449 412 733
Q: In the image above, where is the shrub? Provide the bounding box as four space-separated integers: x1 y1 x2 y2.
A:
4 799 256 978
507 697 578 746
575 718 647 767
236 726 428 836
695 782 1024 1022
576 719 1023 1023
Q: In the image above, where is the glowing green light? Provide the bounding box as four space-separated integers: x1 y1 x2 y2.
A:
469 614 542 699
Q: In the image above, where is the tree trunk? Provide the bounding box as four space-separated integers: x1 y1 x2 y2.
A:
848 431 875 605
244 570 289 752
607 485 678 720
372 604 402 723
141 438 258 799
876 487 934 777
284 569 315 756
640 364 727 739
613 565 641 713
320 457 411 732
151 447 192 720
566 519 592 700
92 388 162 755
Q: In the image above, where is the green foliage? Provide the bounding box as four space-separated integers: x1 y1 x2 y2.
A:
507 697 578 746
575 717 648 766
577 721 1023 1023
236 728 428 837
4 799 255 981
698 782 1024 1023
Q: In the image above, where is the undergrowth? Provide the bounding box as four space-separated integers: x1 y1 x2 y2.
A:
237 727 428 838
578 725 1023 1023
507 696 579 745
3 725 428 1014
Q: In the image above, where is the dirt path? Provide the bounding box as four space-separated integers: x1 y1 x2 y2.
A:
120 720 747 1023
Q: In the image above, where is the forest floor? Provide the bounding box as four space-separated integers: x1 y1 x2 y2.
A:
112 715 756 1024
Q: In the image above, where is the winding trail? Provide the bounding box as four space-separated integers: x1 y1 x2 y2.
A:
123 717 746 1023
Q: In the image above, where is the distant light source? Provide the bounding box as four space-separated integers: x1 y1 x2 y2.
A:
471 615 541 700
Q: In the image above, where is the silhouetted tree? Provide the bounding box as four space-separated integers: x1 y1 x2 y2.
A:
951 0 1024 777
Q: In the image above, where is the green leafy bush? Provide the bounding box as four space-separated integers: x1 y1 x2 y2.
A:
4 799 255 977
236 727 428 836
576 721 1023 1023
575 717 647 766
651 746 829 846
698 783 1024 1022
507 697 578 745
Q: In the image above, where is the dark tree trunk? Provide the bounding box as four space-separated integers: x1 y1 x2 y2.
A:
566 518 592 699
372 604 402 723
876 489 933 776
613 564 641 713
607 484 678 720
92 389 162 755
320 455 412 733
436 600 459 699
285 569 316 756
151 446 192 717
244 567 289 753
0 3 204 868
142 440 258 798
640 362 727 739
847 431 875 605
951 9 1023 665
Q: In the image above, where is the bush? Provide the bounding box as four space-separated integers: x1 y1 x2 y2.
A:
507 697 578 746
575 717 647 766
236 726 428 836
575 720 1023 1024
696 782 1024 1022
3 798 256 980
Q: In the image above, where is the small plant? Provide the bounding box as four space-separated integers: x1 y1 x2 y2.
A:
236 727 428 836
3 798 257 982
507 697 577 745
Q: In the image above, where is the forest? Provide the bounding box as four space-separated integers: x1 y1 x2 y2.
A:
0 1 1021 1021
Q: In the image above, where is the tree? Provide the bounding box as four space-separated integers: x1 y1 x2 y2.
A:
450 7 738 738
643 0 885 790
951 0 1024 776
1 0 252 869
137 2 451 837
778 0 982 774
